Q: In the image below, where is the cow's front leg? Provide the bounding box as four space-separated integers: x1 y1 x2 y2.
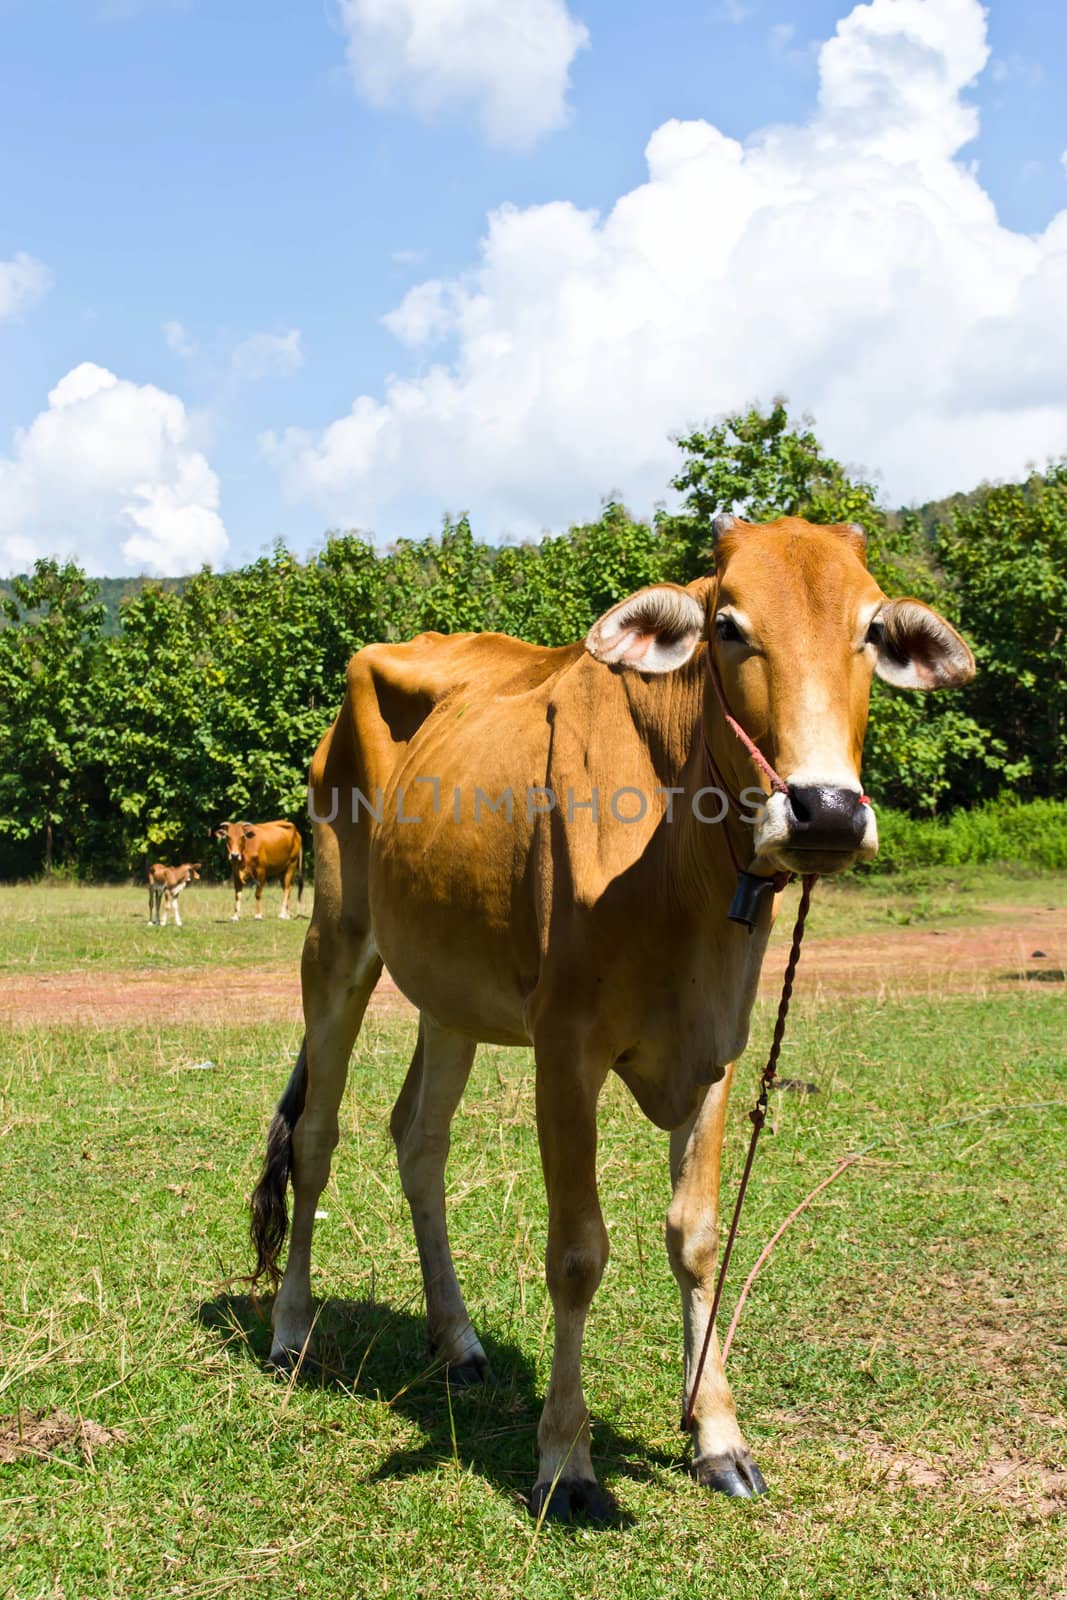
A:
531 1041 614 1523
231 877 242 921
666 1064 767 1498
171 892 183 929
254 874 265 920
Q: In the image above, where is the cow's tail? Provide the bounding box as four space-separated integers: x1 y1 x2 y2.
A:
249 1039 308 1289
297 841 304 906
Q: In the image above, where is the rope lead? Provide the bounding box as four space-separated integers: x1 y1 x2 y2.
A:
681 873 816 1434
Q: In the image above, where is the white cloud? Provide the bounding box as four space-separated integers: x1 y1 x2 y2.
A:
715 0 756 22
338 0 589 148
269 0 1067 536
230 329 304 382
164 321 303 382
0 253 52 321
382 280 458 347
989 53 1042 91
163 318 197 358
0 363 227 576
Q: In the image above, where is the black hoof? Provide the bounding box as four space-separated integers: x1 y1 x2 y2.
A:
693 1451 768 1498
265 1346 320 1378
444 1354 492 1387
530 1477 618 1524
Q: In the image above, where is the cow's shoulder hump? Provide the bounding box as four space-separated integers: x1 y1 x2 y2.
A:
348 632 581 734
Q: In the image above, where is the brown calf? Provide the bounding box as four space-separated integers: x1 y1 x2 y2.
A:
147 861 201 928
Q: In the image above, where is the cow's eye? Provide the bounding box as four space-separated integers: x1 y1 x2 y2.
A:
865 618 885 649
715 613 743 644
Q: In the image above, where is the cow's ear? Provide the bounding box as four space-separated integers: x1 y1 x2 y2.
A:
586 585 706 674
872 600 975 690
214 826 229 840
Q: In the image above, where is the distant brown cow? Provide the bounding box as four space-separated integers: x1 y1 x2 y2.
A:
147 861 201 927
215 821 303 921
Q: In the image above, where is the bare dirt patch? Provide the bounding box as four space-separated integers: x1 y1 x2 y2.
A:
1 902 1063 1027
857 1433 1067 1518
0 1408 127 1464
761 900 1067 1002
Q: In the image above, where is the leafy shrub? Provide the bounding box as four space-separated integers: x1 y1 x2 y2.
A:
863 797 1067 875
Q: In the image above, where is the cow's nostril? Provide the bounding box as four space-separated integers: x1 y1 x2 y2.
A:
786 785 814 825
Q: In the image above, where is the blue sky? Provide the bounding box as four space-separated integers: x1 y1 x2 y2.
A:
2 0 1066 573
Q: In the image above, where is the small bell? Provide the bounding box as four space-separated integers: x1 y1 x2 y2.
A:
728 870 778 932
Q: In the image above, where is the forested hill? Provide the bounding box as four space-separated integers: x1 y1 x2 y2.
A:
1 404 1064 879
0 483 1009 633
0 574 188 635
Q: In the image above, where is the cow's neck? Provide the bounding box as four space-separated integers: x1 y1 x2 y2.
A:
606 666 776 1129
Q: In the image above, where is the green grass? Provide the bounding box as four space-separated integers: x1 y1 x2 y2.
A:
802 862 1064 939
3 862 1063 973
0 891 1065 1598
0 881 311 973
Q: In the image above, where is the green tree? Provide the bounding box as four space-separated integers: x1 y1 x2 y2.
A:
0 560 105 872
92 583 209 869
662 400 881 577
491 503 669 646
662 401 1013 812
934 466 1067 798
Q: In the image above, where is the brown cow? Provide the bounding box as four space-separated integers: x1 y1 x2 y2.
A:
214 821 303 921
147 861 200 927
249 515 974 1519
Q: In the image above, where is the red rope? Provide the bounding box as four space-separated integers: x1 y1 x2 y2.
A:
701 642 792 885
702 637 872 820
705 646 790 797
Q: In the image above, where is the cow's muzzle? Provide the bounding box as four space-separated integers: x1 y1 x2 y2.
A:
752 782 878 874
784 784 869 852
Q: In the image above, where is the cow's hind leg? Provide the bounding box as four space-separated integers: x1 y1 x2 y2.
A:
262 934 382 1366
530 1037 614 1523
390 1015 488 1381
666 1065 766 1498
279 862 294 919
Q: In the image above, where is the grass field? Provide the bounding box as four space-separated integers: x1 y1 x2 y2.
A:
0 875 1064 1598
0 862 1061 974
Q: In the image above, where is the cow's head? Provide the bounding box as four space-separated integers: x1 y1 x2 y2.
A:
186 863 201 881
215 822 253 867
585 515 974 876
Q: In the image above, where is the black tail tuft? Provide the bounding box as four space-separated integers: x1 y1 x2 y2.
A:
250 1040 308 1289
